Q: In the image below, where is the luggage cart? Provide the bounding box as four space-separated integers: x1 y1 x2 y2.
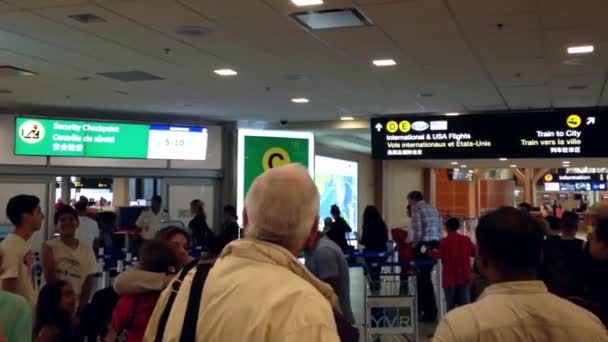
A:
363 260 445 342
364 263 418 342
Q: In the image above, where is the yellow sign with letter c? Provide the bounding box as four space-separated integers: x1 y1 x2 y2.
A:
262 147 291 171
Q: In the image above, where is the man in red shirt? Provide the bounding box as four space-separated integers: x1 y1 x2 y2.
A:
438 218 476 311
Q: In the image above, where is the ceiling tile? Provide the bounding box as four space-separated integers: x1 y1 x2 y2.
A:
501 85 551 109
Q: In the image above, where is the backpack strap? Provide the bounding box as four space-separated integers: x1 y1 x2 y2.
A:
154 258 199 342
179 261 213 342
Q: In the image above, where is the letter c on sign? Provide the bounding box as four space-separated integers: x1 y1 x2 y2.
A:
262 147 291 171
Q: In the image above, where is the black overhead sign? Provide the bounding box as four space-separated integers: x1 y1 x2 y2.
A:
370 110 603 160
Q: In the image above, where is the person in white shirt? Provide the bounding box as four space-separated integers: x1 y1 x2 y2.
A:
74 201 99 248
0 195 45 306
136 195 169 240
433 207 607 342
41 206 97 314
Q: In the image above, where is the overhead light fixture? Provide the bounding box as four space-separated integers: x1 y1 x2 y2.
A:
499 157 508 161
340 116 354 121
372 59 397 67
445 112 460 116
567 45 594 55
0 66 37 78
291 0 323 6
291 98 309 103
509 164 518 168
214 69 238 76
450 161 459 165
468 170 475 174
454 168 460 172
460 165 467 168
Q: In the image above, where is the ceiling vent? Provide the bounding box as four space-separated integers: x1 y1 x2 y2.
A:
292 8 371 30
69 13 106 23
0 89 13 94
0 66 36 78
175 26 212 37
568 85 588 90
97 71 164 82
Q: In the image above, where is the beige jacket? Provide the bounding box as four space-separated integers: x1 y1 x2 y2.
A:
433 281 608 342
145 239 340 342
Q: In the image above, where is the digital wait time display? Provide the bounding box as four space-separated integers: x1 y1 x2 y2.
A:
15 117 208 160
371 110 603 159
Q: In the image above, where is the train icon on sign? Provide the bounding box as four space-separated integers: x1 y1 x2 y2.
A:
19 120 45 144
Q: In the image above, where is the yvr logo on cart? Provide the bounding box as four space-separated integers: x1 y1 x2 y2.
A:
19 120 45 144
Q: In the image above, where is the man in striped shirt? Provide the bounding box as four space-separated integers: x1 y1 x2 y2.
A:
408 191 442 321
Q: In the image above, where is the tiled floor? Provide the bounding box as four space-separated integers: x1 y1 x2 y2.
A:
350 268 438 342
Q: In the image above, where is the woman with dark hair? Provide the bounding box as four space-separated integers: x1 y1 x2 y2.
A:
35 280 77 342
109 239 179 342
112 226 193 296
155 226 194 268
359 205 389 291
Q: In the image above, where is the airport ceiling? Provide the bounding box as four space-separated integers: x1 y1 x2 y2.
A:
0 0 606 127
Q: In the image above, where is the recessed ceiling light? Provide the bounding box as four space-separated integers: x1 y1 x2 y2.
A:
509 164 518 168
445 112 460 116
567 45 594 55
454 168 460 172
372 59 397 67
460 165 467 168
291 98 309 103
214 69 237 76
291 0 323 6
450 161 459 165
340 116 354 121
499 157 508 161
468 170 475 174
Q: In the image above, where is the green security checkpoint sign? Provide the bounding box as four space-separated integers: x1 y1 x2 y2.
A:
14 117 209 160
15 117 149 158
237 130 314 221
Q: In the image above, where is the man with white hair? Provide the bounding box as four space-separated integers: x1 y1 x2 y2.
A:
198 164 340 341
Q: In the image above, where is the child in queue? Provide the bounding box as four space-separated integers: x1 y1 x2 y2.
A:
434 218 476 311
34 280 78 342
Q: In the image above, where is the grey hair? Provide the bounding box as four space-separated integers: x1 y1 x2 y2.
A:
245 164 319 251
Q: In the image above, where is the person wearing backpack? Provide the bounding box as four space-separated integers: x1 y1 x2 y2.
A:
107 239 178 342
145 164 340 342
